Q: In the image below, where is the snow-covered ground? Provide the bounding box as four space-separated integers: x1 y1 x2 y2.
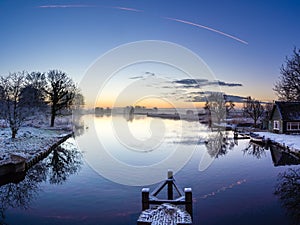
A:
0 126 72 166
255 132 300 152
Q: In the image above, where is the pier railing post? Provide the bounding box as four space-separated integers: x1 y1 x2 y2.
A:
142 188 150 211
185 188 193 219
167 170 173 200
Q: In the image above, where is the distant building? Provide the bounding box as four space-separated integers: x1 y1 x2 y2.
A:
95 107 104 114
269 101 300 134
186 110 194 115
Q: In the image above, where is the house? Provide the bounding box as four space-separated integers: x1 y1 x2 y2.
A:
269 101 300 134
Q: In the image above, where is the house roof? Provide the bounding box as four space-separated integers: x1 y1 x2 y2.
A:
272 101 300 121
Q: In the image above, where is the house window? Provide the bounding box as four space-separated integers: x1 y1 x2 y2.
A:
274 120 280 130
287 122 300 131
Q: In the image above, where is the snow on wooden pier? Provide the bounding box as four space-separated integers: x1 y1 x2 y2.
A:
137 203 192 225
137 170 193 225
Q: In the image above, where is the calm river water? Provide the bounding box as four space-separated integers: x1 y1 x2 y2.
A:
1 115 299 225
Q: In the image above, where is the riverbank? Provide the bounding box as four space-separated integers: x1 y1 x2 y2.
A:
0 127 73 176
254 132 300 154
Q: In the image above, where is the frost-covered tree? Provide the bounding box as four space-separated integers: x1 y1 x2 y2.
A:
72 92 85 112
243 96 264 127
274 47 300 101
44 70 76 127
204 92 227 124
0 72 26 138
20 72 47 109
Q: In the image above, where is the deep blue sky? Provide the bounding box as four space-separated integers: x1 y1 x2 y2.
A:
1 0 300 106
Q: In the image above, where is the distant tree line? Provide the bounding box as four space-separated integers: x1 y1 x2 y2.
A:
243 96 264 127
0 70 84 138
203 92 269 128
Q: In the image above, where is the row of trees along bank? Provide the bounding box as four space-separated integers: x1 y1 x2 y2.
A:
203 47 300 128
0 70 84 138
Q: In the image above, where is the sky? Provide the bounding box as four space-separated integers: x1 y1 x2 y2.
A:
0 0 300 108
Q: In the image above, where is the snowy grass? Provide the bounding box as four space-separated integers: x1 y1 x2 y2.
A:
255 132 300 152
0 117 73 166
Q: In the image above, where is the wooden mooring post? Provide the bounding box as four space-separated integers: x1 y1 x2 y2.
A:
167 169 174 200
184 188 193 220
138 170 193 224
142 188 150 211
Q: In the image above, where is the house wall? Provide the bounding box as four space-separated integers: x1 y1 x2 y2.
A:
282 121 286 134
285 120 300 134
269 107 283 133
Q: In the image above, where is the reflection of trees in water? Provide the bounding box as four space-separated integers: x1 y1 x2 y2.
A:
274 167 300 223
0 162 48 225
47 144 82 184
73 114 85 137
0 142 82 224
205 131 235 158
123 112 134 122
242 143 266 159
123 106 134 122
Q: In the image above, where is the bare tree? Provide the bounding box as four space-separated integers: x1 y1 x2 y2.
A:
204 92 227 125
243 96 264 127
44 70 76 127
72 92 85 112
20 71 47 111
274 47 300 101
0 72 26 138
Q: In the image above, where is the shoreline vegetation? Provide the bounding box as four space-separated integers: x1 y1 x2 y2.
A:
1 102 299 178
0 70 83 177
0 118 74 178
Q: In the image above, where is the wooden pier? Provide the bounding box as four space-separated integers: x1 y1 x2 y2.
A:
137 170 193 225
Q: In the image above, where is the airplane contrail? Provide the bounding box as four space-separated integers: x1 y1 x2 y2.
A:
38 5 96 8
37 4 142 12
110 6 143 12
37 4 247 44
164 17 248 45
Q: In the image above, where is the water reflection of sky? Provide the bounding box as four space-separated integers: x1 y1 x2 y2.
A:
93 115 208 167
1 115 300 225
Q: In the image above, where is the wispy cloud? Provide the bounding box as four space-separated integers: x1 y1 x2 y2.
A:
216 81 243 87
145 71 155 76
184 91 246 103
129 76 144 80
173 78 243 88
129 71 156 80
164 17 248 45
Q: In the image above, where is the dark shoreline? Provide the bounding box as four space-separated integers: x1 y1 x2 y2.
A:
0 132 73 183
